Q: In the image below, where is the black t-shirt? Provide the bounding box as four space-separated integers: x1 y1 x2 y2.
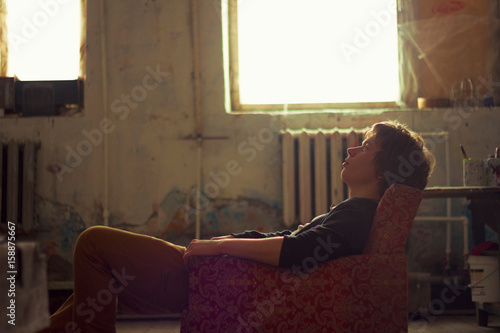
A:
232 197 378 270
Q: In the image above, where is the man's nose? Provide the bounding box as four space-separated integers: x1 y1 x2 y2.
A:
347 146 359 156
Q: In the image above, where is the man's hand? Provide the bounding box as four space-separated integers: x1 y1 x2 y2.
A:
183 239 222 266
183 236 284 268
210 235 234 240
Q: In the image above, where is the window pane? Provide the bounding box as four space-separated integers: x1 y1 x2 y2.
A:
237 0 399 105
6 0 81 80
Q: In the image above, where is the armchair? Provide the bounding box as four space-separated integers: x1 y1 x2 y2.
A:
181 184 423 332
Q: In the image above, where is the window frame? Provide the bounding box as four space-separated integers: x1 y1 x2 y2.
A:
226 0 401 112
0 0 86 117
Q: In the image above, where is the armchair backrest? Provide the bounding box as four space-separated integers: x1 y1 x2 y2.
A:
362 184 423 255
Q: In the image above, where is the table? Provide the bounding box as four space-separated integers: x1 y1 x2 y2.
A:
424 186 500 199
423 186 500 245
423 186 500 326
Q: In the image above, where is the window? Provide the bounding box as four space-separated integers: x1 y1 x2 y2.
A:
225 0 400 111
5 0 82 80
0 0 84 116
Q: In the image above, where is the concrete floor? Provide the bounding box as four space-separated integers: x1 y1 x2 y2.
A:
113 315 500 333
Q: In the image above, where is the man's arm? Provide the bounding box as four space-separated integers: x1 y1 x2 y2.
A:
183 236 284 267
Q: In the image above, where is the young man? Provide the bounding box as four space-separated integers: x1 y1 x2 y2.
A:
41 120 433 333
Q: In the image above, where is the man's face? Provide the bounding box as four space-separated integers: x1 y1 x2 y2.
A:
340 134 381 189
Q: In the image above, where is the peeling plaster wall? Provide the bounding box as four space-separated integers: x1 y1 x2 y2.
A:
0 0 499 282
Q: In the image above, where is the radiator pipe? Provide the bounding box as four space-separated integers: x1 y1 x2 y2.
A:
100 0 110 226
418 132 462 270
191 0 202 239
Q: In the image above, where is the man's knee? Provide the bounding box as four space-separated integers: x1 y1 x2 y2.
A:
78 225 107 240
75 226 109 254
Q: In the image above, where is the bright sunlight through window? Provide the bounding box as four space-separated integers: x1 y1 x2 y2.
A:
236 0 400 105
6 0 81 81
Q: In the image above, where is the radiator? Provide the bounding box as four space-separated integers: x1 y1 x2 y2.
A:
282 128 368 227
0 139 38 233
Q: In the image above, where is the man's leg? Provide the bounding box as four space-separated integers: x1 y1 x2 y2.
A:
44 226 188 333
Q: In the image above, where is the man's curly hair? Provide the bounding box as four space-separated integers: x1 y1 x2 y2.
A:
365 120 435 197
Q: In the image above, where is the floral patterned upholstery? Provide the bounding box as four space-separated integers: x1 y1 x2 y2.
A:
363 184 422 255
181 184 422 333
